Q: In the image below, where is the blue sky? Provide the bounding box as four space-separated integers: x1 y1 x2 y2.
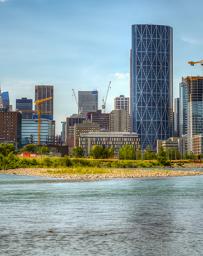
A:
0 0 203 133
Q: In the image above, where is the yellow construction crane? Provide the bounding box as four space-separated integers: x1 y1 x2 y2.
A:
188 60 203 66
34 97 53 145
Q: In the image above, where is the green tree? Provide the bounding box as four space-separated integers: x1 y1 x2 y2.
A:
119 145 136 160
143 145 156 160
90 145 114 159
37 146 49 155
165 148 181 160
72 147 84 158
21 144 38 153
157 147 170 166
0 144 16 156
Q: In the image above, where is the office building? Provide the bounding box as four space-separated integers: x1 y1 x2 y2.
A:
21 119 55 145
74 121 100 147
174 98 180 137
110 109 130 132
78 90 98 114
80 132 140 156
86 110 110 131
185 76 203 152
179 80 188 136
16 98 33 119
114 95 130 114
0 90 10 111
0 111 22 146
35 85 54 120
192 134 203 155
65 114 86 147
130 24 173 150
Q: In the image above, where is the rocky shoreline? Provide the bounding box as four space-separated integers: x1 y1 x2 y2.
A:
0 167 203 181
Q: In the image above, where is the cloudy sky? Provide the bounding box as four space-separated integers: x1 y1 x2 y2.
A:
0 0 203 133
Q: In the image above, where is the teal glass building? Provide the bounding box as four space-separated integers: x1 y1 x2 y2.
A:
130 24 173 150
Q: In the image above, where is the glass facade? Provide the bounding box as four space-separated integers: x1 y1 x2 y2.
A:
131 24 173 150
78 91 98 114
179 81 188 136
173 98 180 137
186 77 203 152
16 98 33 119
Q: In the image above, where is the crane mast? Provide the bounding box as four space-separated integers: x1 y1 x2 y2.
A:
102 81 111 113
34 96 53 145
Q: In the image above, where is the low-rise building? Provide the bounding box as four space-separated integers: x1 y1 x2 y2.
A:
80 132 139 156
0 111 22 147
192 134 203 155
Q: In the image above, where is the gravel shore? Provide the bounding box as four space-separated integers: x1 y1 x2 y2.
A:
0 167 202 181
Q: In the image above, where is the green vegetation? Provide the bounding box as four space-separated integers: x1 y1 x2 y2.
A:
71 146 84 158
119 145 136 160
90 145 114 159
21 144 49 155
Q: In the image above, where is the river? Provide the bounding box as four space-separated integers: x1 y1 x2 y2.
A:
0 174 203 255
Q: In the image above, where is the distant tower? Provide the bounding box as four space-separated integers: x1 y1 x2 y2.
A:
173 98 180 137
35 85 54 120
78 90 98 114
114 95 129 115
16 98 33 119
179 80 188 136
130 24 173 150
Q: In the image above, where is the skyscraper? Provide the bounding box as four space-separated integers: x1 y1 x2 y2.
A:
35 85 54 120
0 89 10 111
130 24 173 150
16 98 33 119
173 98 180 137
179 80 188 136
78 90 98 114
184 76 203 152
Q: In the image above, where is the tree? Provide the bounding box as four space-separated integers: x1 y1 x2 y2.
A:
157 147 170 166
37 146 49 155
72 147 84 158
144 145 156 160
21 144 38 153
90 145 114 159
119 145 136 160
0 144 16 156
165 148 181 160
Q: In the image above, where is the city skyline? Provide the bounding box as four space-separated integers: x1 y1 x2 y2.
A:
0 0 203 133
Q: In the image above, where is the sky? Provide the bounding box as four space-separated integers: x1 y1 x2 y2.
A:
0 0 203 133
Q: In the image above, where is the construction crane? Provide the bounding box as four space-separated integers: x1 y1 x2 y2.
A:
102 81 111 113
188 60 203 66
34 97 53 145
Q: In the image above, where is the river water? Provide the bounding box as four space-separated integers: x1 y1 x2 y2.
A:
0 174 203 256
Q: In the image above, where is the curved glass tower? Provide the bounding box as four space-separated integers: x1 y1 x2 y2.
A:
130 24 173 150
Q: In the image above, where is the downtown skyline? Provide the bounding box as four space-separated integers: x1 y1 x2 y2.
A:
0 0 203 132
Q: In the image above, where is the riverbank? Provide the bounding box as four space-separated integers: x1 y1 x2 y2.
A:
0 167 203 181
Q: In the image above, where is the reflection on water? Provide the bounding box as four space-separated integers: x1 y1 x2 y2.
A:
0 174 203 256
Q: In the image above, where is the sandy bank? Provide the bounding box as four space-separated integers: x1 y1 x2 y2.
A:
0 167 203 181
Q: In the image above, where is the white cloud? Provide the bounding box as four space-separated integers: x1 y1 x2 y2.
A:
114 72 129 80
0 0 7 3
181 36 203 45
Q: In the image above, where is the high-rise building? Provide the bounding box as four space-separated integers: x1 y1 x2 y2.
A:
35 85 54 120
173 98 180 137
114 95 129 114
184 76 203 152
110 109 130 132
86 110 110 131
0 111 22 146
78 90 98 114
179 80 188 136
16 98 33 119
130 24 173 150
0 90 10 111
